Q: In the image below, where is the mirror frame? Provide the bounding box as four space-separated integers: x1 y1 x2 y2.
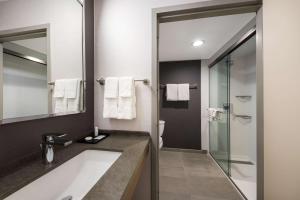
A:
0 0 86 125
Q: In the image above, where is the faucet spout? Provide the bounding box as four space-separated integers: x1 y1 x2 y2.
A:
41 133 72 164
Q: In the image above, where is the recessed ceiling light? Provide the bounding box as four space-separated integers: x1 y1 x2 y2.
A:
192 40 204 47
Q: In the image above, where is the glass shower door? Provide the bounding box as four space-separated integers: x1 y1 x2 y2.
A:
209 56 230 174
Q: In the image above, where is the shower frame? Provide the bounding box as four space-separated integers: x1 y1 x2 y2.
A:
208 19 257 198
151 1 264 200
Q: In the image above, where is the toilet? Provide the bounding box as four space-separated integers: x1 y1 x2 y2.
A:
159 120 165 149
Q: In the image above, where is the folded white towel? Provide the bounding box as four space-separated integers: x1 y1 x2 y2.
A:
103 77 119 118
178 84 190 101
119 77 134 97
103 98 118 118
53 79 65 98
67 80 81 112
104 77 119 98
117 77 136 120
54 98 67 113
117 96 136 120
65 79 80 99
166 84 178 101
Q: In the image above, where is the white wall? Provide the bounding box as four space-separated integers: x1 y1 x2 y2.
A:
0 0 83 81
263 0 300 199
94 0 209 132
201 60 209 150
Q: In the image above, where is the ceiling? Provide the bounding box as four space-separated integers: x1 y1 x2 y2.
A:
159 13 256 62
12 38 47 54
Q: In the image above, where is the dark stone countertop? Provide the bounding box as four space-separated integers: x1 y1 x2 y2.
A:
0 131 150 200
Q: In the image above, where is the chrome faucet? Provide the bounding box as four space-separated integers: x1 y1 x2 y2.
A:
41 133 72 164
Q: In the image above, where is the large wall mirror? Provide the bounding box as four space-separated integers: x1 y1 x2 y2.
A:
0 0 85 124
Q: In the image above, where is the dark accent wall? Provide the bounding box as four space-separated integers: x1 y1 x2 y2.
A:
0 0 94 175
159 60 201 150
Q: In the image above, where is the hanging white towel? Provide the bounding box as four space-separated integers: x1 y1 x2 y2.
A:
104 77 119 98
166 84 178 101
53 79 65 98
53 79 67 113
159 137 163 149
178 84 190 101
103 77 119 118
54 98 67 113
103 98 118 118
117 77 136 120
118 96 136 120
67 79 81 112
65 79 80 98
119 77 134 97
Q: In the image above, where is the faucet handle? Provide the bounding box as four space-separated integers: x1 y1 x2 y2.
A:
42 133 68 143
43 133 67 137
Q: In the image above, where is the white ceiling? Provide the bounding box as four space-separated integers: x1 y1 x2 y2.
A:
159 13 256 62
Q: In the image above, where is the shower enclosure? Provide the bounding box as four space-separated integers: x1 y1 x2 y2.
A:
209 32 257 200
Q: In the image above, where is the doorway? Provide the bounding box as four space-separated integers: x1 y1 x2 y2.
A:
152 1 263 200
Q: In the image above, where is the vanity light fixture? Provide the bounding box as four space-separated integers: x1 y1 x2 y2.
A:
192 40 204 47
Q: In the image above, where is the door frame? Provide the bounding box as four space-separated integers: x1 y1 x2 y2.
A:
151 1 263 199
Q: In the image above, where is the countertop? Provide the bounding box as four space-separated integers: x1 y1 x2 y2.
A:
0 131 150 200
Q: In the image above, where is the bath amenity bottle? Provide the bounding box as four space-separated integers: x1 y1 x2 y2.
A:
94 126 99 137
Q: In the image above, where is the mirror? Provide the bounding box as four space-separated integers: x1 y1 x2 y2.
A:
0 0 85 124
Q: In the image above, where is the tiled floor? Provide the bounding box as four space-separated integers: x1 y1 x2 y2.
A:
159 150 244 200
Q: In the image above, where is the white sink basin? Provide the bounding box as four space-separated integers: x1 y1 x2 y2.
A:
5 150 121 200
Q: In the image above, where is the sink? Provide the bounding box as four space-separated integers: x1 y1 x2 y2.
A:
5 150 121 200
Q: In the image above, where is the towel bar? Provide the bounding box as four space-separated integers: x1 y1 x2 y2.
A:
96 78 149 85
48 80 85 86
234 114 252 119
159 84 198 89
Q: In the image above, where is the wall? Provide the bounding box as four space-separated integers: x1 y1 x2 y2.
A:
159 60 201 150
0 0 94 175
0 0 83 81
94 0 209 132
263 0 300 199
200 60 209 150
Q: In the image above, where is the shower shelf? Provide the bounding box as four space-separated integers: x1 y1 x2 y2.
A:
235 96 252 102
234 114 252 119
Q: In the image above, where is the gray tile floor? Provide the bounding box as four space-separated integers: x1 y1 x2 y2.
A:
159 150 244 200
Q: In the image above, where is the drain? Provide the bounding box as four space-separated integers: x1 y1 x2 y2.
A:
61 195 73 200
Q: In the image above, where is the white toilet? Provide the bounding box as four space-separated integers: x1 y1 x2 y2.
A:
159 120 165 149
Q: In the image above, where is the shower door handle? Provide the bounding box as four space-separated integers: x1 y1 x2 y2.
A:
223 103 233 113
